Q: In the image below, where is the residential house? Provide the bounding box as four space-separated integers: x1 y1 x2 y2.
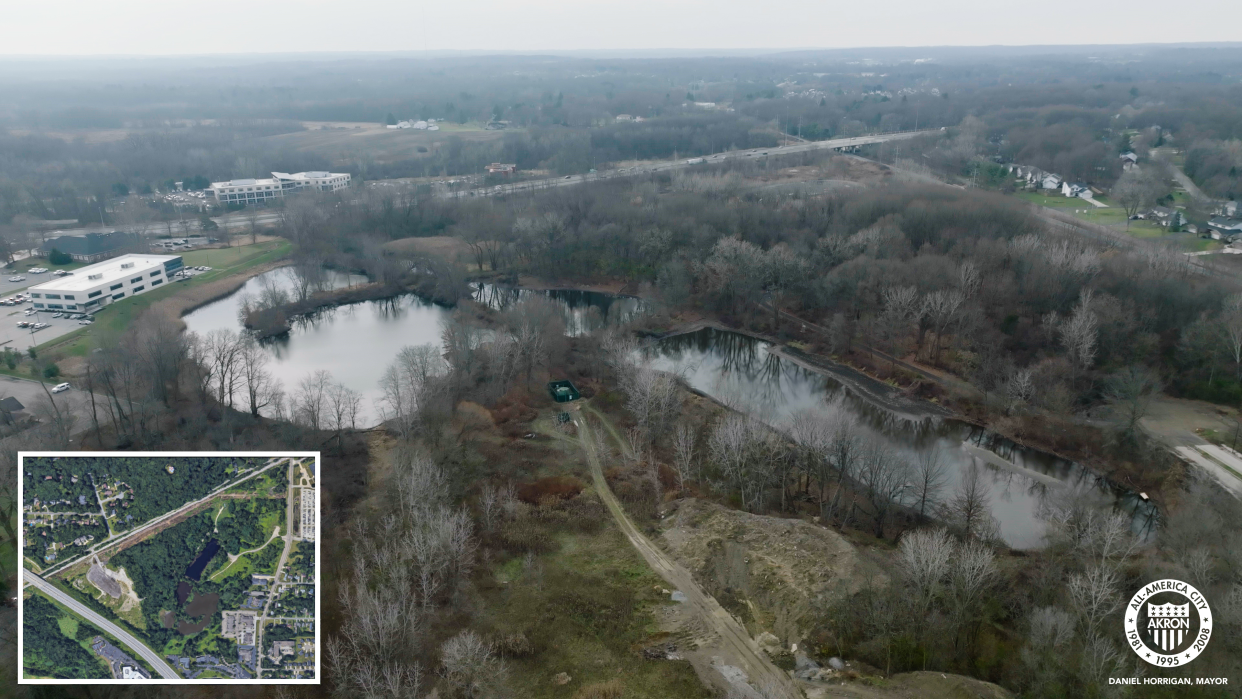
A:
0 396 26 426
1061 181 1092 199
1207 217 1242 238
1120 152 1139 170
1041 174 1063 190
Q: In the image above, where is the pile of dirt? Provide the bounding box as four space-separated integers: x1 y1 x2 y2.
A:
659 498 887 644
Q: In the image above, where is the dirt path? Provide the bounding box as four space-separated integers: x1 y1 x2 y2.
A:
574 409 803 699
209 525 281 581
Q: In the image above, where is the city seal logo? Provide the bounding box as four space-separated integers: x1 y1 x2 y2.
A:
1124 579 1212 667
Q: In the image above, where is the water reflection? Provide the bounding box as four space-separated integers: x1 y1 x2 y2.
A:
182 273 1156 548
645 327 1156 550
183 268 451 426
473 283 648 336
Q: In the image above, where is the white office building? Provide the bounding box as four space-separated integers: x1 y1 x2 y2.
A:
209 171 351 204
28 254 183 313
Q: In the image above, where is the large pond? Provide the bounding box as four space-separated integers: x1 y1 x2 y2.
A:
183 268 450 425
645 327 1157 549
182 271 1153 548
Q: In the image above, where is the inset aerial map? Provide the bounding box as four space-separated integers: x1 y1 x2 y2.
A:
18 452 319 683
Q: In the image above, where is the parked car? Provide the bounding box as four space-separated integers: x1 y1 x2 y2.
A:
7 275 24 282
51 313 63 319
16 321 29 328
24 309 35 316
51 382 70 394
79 319 93 325
32 323 48 330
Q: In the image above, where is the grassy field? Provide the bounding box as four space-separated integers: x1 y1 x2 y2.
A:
1011 191 1219 250
36 239 291 359
480 522 710 699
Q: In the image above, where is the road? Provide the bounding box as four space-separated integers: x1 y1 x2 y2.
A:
0 374 92 430
23 571 180 679
573 410 802 699
254 459 299 678
40 456 292 578
34 211 284 242
444 130 934 200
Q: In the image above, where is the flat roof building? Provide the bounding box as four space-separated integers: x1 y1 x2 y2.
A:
28 254 183 314
209 171 350 204
39 231 140 263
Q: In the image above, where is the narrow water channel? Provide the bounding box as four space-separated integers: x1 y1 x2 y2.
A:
645 327 1156 549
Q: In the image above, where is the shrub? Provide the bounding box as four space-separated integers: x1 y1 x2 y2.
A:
43 364 60 379
48 249 72 265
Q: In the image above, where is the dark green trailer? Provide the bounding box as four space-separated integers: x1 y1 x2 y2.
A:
547 380 581 403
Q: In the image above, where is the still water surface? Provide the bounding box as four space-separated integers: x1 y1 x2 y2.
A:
183 272 1153 548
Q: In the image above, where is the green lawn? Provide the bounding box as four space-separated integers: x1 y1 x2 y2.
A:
39 239 292 359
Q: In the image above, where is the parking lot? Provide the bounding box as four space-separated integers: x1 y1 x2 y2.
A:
0 305 91 353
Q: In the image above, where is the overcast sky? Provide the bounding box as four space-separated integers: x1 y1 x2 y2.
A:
4 0 1241 55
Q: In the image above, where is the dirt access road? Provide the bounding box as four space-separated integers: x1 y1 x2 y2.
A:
573 408 804 699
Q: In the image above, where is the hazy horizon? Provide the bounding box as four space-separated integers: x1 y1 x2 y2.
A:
5 0 1241 56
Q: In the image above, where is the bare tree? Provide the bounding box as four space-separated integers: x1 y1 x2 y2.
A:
672 423 697 495
292 370 333 431
238 336 281 417
1059 291 1098 380
1104 365 1163 440
1006 367 1036 413
898 528 953 618
857 439 912 539
1111 167 1166 227
1220 293 1242 380
1068 564 1122 636
943 463 996 541
327 381 363 450
378 344 448 438
922 288 965 365
912 448 949 519
478 483 500 532
440 630 508 698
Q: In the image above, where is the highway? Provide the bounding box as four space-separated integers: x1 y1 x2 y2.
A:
23 571 180 679
443 129 936 199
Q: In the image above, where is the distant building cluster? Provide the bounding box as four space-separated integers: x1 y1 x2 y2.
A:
208 171 351 204
300 488 315 541
386 118 440 130
91 636 150 680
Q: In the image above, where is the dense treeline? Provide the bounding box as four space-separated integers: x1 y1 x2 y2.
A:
5 46 1242 231
21 594 109 679
109 511 216 646
24 456 267 526
214 497 285 556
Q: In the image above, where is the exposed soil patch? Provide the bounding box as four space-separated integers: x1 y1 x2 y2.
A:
86 560 121 599
516 476 586 504
160 610 175 629
659 498 888 645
